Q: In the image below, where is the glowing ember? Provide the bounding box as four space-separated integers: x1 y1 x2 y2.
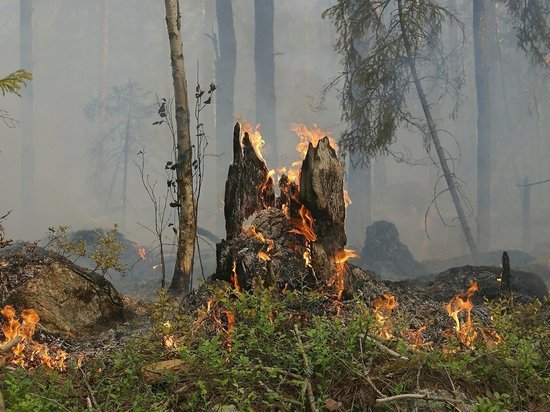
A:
289 204 317 242
241 122 266 162
230 261 241 292
163 335 178 349
258 251 270 261
373 293 398 339
303 250 312 268
291 123 338 158
243 226 275 260
446 281 479 347
402 325 429 349
1 305 68 371
332 249 359 300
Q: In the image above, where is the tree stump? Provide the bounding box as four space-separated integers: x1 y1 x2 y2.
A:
216 124 353 297
224 123 275 239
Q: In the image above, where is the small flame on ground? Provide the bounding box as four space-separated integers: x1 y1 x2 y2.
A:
373 293 398 339
446 281 479 347
223 311 236 351
332 249 359 300
241 122 266 162
1 305 68 371
163 335 178 349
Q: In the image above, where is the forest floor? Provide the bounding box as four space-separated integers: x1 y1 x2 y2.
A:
1 279 548 412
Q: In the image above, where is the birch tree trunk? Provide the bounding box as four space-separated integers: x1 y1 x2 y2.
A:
164 0 196 294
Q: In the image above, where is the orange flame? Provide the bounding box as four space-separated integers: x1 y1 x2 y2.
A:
289 205 317 242
446 281 479 347
291 123 338 158
1 305 68 371
241 122 265 162
373 293 398 339
230 261 241 292
223 311 236 351
258 251 270 261
243 226 275 261
332 249 358 300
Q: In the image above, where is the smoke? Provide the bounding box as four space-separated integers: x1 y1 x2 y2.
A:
0 0 549 270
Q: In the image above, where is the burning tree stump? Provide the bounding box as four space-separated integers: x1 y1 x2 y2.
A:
224 123 275 239
216 123 354 297
298 137 348 286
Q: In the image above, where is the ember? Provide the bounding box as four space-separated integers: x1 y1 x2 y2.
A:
1 305 68 371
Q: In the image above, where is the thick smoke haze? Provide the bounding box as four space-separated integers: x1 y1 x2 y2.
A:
1 0 549 274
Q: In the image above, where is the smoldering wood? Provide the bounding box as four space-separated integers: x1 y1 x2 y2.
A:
224 123 275 239
299 137 347 283
217 127 355 296
216 208 314 290
501 251 511 297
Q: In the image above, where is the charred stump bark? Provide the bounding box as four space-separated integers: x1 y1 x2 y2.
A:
224 123 275 239
216 124 352 297
299 137 347 280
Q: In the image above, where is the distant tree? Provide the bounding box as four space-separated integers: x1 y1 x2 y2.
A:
254 0 277 164
474 0 549 251
20 0 34 234
215 0 237 234
84 80 151 228
324 0 480 260
164 0 196 295
473 0 495 252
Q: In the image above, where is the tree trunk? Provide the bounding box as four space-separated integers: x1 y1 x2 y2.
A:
397 0 479 262
254 0 277 165
98 0 109 141
473 0 492 252
20 0 34 237
215 0 237 236
346 154 371 250
164 0 196 295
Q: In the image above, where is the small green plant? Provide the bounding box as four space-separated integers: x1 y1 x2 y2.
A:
45 224 126 277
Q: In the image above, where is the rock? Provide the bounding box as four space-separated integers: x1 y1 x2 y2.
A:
357 220 426 280
0 243 125 336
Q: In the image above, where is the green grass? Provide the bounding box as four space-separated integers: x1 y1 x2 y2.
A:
1 286 548 411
